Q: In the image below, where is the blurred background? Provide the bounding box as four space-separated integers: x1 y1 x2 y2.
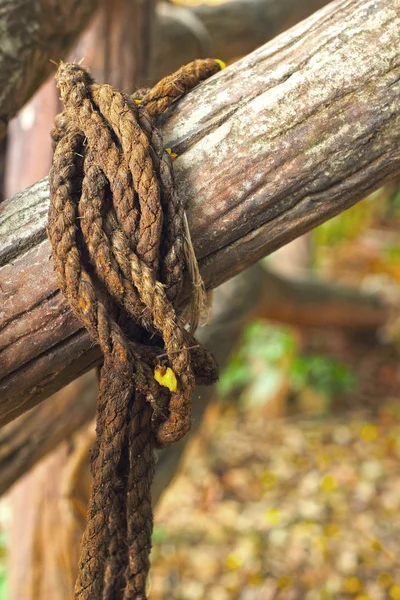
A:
1 0 400 599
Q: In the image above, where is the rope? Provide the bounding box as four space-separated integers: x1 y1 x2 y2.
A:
48 58 223 600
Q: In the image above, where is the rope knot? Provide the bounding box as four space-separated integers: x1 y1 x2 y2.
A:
48 58 223 599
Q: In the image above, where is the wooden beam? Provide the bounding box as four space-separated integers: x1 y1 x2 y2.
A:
0 0 331 139
0 371 97 497
0 263 388 496
0 265 263 497
153 0 330 80
1 0 399 426
0 0 99 139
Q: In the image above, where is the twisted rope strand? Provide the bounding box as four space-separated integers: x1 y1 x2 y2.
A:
48 58 222 600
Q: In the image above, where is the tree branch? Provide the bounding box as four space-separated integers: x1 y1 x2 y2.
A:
153 0 330 80
0 0 99 139
0 262 387 496
256 269 389 330
0 0 331 140
0 265 263 497
0 370 97 496
0 0 399 426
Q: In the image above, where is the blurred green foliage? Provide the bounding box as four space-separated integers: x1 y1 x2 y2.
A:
313 192 380 250
217 321 294 398
153 525 168 544
218 321 356 410
383 244 400 263
0 529 7 600
313 184 400 272
0 567 6 600
290 354 356 397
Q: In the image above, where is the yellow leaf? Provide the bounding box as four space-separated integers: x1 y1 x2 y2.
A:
247 573 264 587
343 577 362 593
225 553 242 571
154 366 178 392
320 475 337 493
214 58 226 70
370 538 382 552
390 585 400 600
277 576 292 590
261 471 277 489
360 423 378 442
165 147 178 160
133 98 142 104
378 572 393 588
324 524 339 538
264 508 281 526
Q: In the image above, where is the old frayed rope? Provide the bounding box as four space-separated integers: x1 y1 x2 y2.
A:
48 59 223 599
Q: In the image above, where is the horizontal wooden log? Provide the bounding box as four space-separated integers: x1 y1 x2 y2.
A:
256 269 389 330
0 265 263 497
0 0 399 426
5 0 328 198
0 0 99 139
0 0 329 141
0 370 97 496
0 262 387 496
153 0 329 80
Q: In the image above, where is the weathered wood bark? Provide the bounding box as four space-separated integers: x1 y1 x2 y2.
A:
0 371 97 497
1 0 399 426
4 76 59 199
131 0 156 86
0 0 332 139
0 0 99 139
76 0 156 90
255 269 388 331
153 0 330 80
0 135 6 204
0 263 387 497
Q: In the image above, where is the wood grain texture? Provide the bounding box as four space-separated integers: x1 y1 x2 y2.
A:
1 0 399 425
0 0 99 139
0 0 329 140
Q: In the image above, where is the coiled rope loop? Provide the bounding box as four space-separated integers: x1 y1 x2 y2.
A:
48 59 222 600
